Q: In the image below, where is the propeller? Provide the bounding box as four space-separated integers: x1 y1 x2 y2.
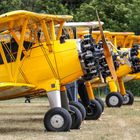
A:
96 10 118 81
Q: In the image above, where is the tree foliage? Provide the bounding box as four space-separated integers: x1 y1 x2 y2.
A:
74 0 137 32
125 80 140 96
35 0 68 14
1 0 140 33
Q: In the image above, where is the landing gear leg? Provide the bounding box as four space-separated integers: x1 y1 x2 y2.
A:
106 78 123 107
44 83 72 132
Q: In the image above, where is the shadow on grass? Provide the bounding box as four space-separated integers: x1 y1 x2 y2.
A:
0 112 45 115
0 127 44 134
0 117 43 123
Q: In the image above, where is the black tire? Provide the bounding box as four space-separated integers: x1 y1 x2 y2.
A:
85 99 102 120
95 97 104 112
44 107 72 132
123 90 134 105
69 105 82 129
25 98 31 103
105 92 123 107
69 101 86 120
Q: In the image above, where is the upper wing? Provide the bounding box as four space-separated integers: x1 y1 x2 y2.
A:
62 21 104 28
0 10 73 33
0 82 36 100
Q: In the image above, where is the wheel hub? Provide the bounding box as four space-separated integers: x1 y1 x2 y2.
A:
123 94 130 104
50 114 64 128
109 96 119 106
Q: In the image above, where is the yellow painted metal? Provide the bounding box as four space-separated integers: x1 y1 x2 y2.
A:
60 86 66 92
123 36 129 48
112 36 117 52
57 21 65 40
134 73 140 79
52 40 83 84
124 73 140 81
128 40 134 48
41 20 52 48
116 64 132 78
50 20 56 41
138 50 140 58
78 31 136 48
85 82 95 100
0 42 13 81
78 30 110 43
0 10 73 33
96 34 101 43
14 18 28 82
107 78 118 93
118 77 126 95
109 32 135 48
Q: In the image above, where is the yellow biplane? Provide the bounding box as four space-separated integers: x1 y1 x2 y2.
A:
0 10 117 131
0 10 85 132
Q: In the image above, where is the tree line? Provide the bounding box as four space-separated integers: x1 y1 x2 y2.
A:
1 0 140 34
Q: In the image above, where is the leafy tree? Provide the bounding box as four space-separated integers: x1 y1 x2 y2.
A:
74 0 134 31
125 80 140 96
0 0 39 14
35 0 68 15
61 0 85 14
127 0 140 34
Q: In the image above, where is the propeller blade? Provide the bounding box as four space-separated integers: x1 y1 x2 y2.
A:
96 10 117 81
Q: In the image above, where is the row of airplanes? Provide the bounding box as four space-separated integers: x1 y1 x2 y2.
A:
0 10 139 132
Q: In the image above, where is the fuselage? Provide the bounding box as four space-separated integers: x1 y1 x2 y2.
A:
0 40 83 99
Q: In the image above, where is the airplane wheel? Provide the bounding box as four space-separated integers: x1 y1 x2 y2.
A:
123 90 134 105
85 99 102 120
69 101 86 120
95 97 104 112
106 92 123 107
69 105 82 129
25 98 31 103
44 107 72 132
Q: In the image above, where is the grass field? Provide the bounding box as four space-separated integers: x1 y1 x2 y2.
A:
0 98 140 140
